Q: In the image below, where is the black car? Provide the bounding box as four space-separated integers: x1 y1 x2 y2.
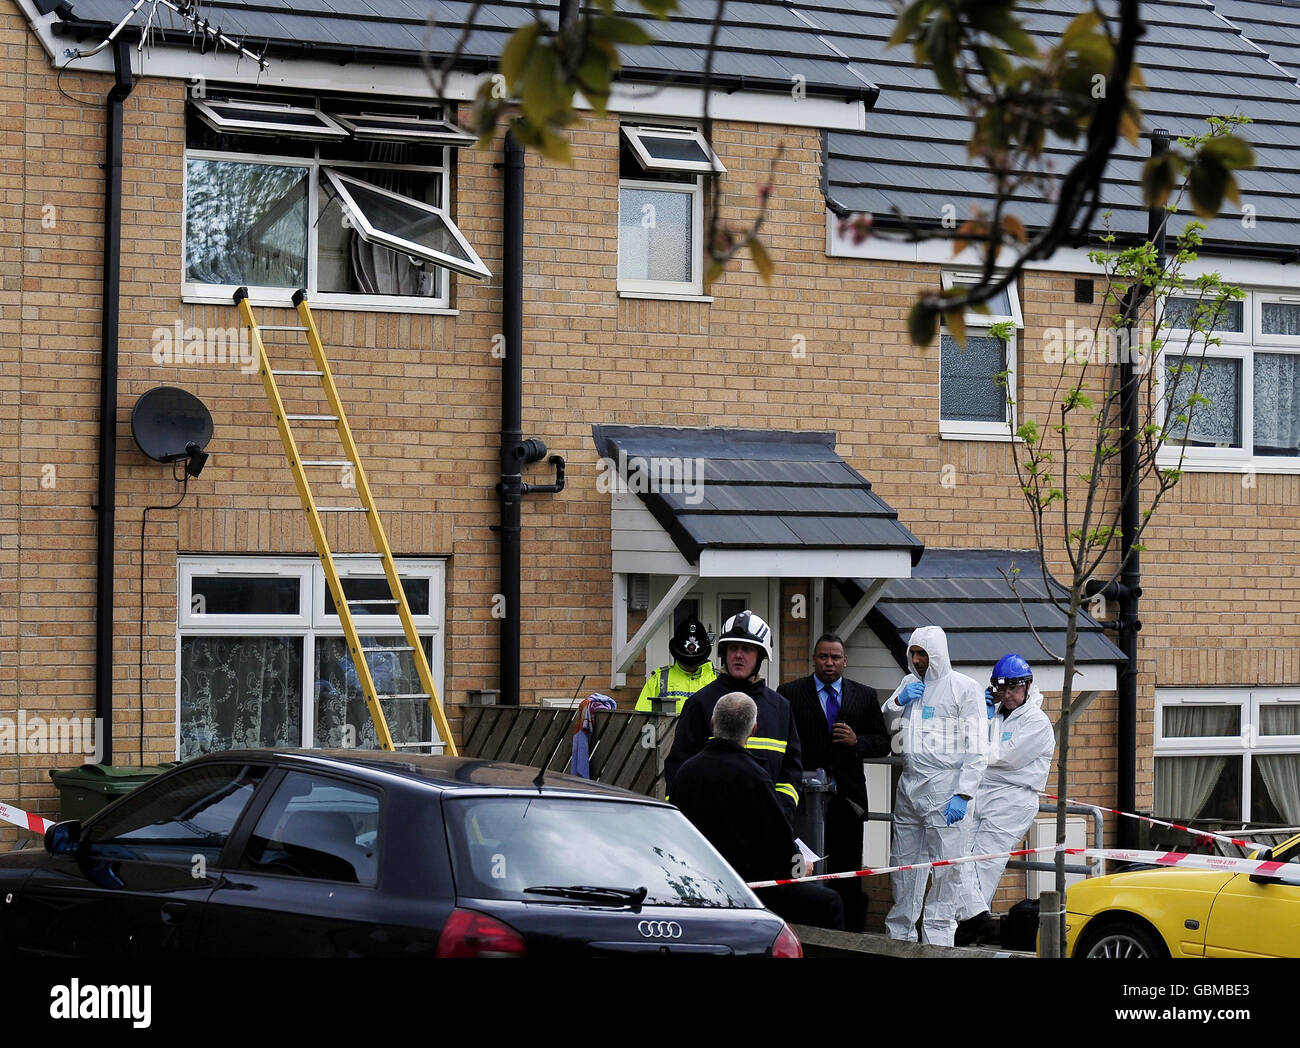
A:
0 750 801 957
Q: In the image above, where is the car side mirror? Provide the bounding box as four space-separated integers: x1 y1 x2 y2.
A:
1249 848 1275 885
44 820 82 857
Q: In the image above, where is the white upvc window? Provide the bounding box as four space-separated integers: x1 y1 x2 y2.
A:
1154 688 1300 834
617 124 721 299
938 271 1022 441
183 90 486 312
1158 290 1300 472
177 556 445 759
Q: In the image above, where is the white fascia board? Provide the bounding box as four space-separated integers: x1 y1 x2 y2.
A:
698 548 913 579
612 549 697 576
954 662 1117 692
825 213 1300 288
602 84 867 131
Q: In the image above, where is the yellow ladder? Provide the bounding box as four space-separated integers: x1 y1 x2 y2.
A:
234 286 457 756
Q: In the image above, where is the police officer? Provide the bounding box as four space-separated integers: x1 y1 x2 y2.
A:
664 610 803 825
635 618 717 714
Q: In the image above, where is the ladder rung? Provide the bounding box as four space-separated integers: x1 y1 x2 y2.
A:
333 553 382 559
259 325 309 331
300 460 352 467
286 414 339 421
363 645 413 652
379 693 431 700
317 506 369 513
349 599 397 605
272 369 325 377
390 741 443 750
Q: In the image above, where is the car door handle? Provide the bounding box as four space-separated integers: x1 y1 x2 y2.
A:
160 902 189 924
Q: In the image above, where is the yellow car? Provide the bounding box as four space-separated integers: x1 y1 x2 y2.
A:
1064 832 1300 958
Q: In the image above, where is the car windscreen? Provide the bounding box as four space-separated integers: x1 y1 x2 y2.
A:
444 796 761 909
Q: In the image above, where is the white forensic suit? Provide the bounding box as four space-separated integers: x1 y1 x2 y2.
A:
957 682 1056 918
882 626 988 945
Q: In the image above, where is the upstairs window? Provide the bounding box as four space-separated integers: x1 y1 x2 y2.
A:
183 90 488 310
1160 290 1300 470
618 124 724 298
938 272 1023 441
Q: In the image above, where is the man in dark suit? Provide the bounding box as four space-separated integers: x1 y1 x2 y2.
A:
778 632 890 929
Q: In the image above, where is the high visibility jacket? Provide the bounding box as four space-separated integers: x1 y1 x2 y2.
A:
635 661 718 714
664 674 803 825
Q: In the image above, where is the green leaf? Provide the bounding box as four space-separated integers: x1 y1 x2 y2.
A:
887 0 934 48
944 306 966 346
636 0 678 18
1141 152 1184 210
908 302 939 347
749 237 774 284
1201 134 1255 171
522 45 568 124
1187 155 1229 219
592 14 655 45
501 22 543 89
1060 9 1102 49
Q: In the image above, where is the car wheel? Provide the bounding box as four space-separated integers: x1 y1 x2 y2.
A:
1078 919 1168 958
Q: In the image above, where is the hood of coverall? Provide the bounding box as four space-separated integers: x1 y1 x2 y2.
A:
1001 681 1045 719
905 625 951 686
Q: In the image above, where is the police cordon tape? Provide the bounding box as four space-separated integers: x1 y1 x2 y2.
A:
745 844 1300 889
1039 791 1265 850
0 800 53 837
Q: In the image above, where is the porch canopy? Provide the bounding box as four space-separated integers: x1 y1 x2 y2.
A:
592 424 924 686
846 547 1126 696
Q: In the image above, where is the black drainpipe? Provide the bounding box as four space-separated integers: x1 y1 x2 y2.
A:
1112 129 1167 846
94 37 134 765
496 131 564 707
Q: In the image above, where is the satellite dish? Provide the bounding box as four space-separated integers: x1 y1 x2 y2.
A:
132 387 214 477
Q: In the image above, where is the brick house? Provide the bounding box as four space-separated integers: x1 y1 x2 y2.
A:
2 0 1299 913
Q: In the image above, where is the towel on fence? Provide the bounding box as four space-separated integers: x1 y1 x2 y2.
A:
570 693 617 778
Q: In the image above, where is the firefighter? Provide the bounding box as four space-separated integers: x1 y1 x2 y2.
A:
664 610 803 826
634 617 717 714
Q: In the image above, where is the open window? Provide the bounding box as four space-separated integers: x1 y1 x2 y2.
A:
618 124 721 298
621 125 725 175
184 89 487 308
330 113 477 146
322 169 489 280
193 98 349 140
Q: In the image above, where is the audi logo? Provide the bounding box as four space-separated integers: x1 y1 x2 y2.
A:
637 920 683 939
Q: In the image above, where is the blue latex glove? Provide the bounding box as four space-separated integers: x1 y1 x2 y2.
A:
943 795 968 826
897 680 926 706
985 687 997 719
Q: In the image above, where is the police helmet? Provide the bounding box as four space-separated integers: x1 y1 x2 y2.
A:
669 618 712 667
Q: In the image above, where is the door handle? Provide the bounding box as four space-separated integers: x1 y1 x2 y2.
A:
160 902 188 924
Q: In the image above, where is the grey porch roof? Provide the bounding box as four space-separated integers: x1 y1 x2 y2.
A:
852 547 1126 670
591 424 923 566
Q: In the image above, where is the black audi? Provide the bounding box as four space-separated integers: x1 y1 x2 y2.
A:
0 750 801 957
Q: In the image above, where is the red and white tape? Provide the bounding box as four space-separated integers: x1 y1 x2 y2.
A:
1039 791 1264 851
1082 846 1300 885
0 800 53 837
746 844 1072 889
747 844 1300 890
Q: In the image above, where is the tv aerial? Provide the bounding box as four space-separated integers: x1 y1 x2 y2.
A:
131 386 213 477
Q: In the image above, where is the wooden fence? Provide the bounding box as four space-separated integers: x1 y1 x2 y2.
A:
460 705 678 797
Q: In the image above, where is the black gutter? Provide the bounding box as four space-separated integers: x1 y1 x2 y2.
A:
95 36 133 766
50 19 876 103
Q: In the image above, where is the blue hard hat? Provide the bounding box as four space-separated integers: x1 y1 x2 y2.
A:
991 653 1033 687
